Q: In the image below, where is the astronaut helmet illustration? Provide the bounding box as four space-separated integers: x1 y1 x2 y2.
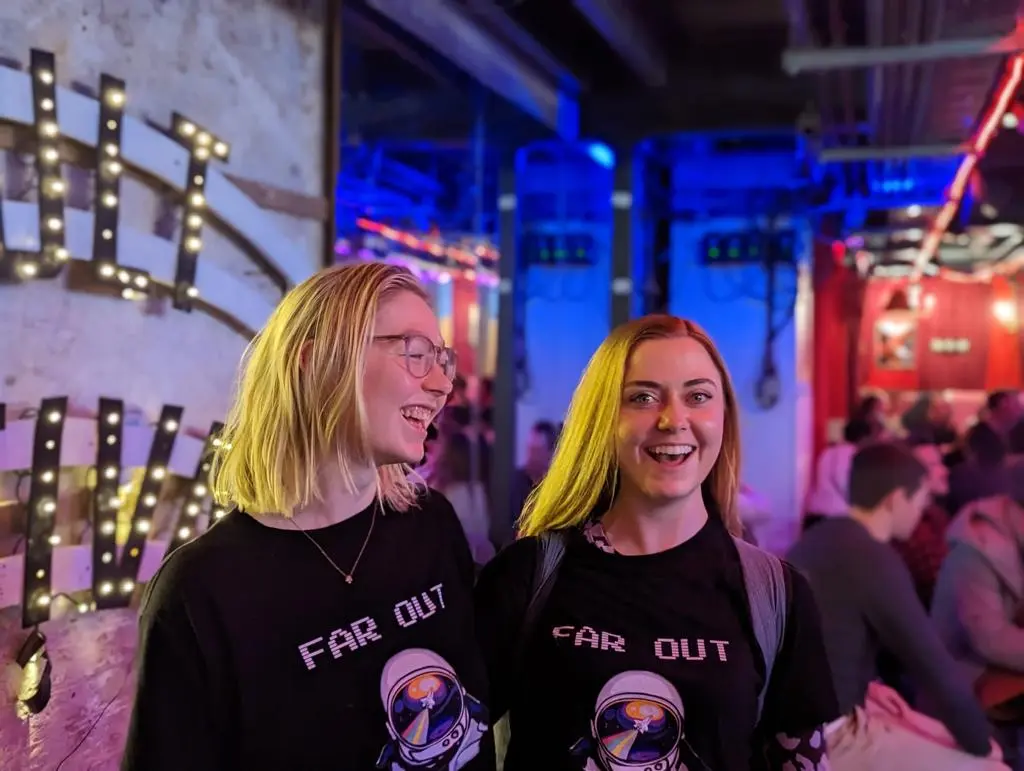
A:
589 670 686 771
379 648 471 767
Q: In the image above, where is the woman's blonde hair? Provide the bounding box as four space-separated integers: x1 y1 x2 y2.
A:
211 262 428 516
518 314 742 538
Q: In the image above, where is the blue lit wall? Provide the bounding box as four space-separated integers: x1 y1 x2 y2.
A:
668 134 813 549
516 144 614 456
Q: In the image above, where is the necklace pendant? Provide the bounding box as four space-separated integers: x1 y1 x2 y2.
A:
345 575 353 584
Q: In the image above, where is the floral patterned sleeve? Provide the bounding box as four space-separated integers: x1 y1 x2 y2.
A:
765 725 831 769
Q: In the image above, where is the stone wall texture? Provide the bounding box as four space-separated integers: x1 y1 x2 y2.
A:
0 0 327 766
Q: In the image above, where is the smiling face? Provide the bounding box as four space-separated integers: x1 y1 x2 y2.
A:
362 290 453 467
616 336 726 506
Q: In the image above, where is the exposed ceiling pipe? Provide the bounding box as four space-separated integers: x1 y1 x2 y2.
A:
570 0 668 87
783 29 1024 74
819 143 969 162
365 0 579 140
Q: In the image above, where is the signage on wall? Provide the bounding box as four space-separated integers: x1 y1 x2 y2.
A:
929 337 971 354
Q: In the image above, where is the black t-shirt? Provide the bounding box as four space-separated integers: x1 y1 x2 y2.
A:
122 490 495 771
475 516 837 771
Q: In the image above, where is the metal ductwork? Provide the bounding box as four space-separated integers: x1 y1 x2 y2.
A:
365 0 579 140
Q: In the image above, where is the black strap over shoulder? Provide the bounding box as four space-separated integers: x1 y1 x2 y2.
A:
514 530 569 668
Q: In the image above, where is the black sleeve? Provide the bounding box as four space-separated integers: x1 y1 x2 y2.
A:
860 546 993 755
759 564 840 736
473 537 538 721
121 556 229 771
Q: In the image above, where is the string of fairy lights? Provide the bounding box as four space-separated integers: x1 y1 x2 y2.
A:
2 399 223 626
0 48 231 309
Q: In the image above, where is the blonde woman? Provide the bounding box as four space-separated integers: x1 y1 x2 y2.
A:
476 315 838 771
123 263 494 771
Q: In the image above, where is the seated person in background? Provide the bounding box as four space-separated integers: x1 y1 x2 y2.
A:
949 422 1010 516
802 417 877 531
987 391 1022 443
429 431 495 565
890 438 952 610
933 472 1024 753
788 442 1001 770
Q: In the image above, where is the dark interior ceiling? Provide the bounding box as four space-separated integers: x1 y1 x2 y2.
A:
342 0 813 146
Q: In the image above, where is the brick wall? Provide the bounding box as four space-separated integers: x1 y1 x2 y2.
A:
0 0 326 766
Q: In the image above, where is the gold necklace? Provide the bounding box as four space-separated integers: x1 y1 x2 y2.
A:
289 507 377 585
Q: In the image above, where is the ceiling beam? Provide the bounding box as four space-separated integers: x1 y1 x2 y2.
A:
343 5 457 89
571 0 668 87
783 30 1024 75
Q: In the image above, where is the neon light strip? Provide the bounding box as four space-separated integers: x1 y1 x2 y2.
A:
911 54 1024 278
355 218 499 266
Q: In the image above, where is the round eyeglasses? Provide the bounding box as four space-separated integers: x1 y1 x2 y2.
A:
374 334 457 381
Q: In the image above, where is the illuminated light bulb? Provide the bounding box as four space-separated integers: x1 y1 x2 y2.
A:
106 435 117 445
101 521 115 535
38 70 53 84
49 179 65 194
136 518 152 533
78 602 89 613
190 192 205 207
107 90 125 107
117 269 131 283
142 494 157 508
55 247 69 261
102 192 118 207
194 484 208 497
107 160 122 175
35 569 45 580
193 174 204 185
109 497 122 508
98 261 116 276
187 213 203 229
99 581 113 595
121 288 137 301
214 141 228 157
46 217 63 231
42 147 59 163
39 97 54 111
179 121 196 137
40 471 54 483
186 503 200 516
134 275 148 289
196 132 211 146
152 466 166 480
101 552 112 564
186 286 200 299
37 594 51 607
164 419 179 432
212 437 223 447
102 228 113 240
178 527 191 540
106 412 120 425
47 534 60 546
104 466 117 479
19 262 39 278
185 236 202 252
195 146 210 160
214 508 226 520
40 121 58 137
47 410 61 423
106 119 117 130
40 500 57 514
120 579 135 594
105 144 118 157
44 440 55 450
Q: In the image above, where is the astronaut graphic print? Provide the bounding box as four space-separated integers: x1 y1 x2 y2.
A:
376 648 489 771
570 670 696 771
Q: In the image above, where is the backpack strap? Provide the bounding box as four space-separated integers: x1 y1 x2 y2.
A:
514 530 569 667
732 536 789 725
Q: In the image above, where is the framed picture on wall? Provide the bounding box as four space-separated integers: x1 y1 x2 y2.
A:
873 318 916 370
